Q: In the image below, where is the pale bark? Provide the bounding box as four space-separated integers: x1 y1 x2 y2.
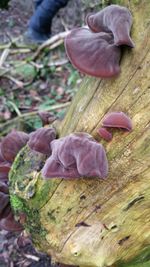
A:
10 1 150 267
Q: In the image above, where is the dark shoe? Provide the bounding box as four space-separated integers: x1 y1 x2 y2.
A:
24 28 51 44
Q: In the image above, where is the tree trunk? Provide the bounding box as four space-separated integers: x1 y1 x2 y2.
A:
9 1 150 267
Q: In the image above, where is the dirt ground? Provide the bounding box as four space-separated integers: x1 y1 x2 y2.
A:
0 0 101 266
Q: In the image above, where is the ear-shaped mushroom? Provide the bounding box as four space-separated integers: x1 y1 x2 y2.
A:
28 127 56 155
86 5 134 47
1 130 29 163
65 28 121 78
0 212 23 232
102 112 132 131
42 133 108 179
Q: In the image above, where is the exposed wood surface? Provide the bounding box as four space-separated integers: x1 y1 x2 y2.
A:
10 1 150 267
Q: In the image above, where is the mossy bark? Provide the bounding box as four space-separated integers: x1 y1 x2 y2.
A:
9 1 150 267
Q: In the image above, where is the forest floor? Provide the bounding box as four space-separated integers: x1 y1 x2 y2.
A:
0 0 101 266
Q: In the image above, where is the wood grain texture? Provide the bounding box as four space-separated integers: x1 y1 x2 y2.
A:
9 1 150 266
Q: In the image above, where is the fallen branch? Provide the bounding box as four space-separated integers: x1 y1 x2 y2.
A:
32 31 70 60
0 48 10 67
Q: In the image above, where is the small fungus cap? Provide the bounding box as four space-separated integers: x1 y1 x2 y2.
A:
102 112 132 131
42 132 108 179
28 127 56 155
98 127 113 141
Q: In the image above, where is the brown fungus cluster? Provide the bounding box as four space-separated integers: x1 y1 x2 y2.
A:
42 133 108 179
0 130 29 231
0 5 135 234
0 127 57 232
65 4 134 78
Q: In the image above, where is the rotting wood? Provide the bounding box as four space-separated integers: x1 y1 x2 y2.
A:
9 1 150 267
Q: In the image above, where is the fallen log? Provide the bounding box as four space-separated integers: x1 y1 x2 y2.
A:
9 1 150 266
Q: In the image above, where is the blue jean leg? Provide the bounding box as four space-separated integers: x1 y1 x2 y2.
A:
29 0 69 34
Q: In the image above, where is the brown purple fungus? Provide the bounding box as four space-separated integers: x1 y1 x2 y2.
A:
65 28 121 78
42 132 108 179
1 130 29 163
98 127 113 141
98 112 132 141
0 131 29 231
0 162 11 182
0 181 23 231
0 212 23 232
102 112 132 131
86 5 135 47
28 127 56 155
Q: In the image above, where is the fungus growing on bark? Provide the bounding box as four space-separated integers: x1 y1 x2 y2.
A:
65 28 121 78
98 127 113 141
28 127 56 155
102 112 132 131
42 132 108 179
98 112 132 141
0 181 23 231
86 5 135 47
1 130 29 163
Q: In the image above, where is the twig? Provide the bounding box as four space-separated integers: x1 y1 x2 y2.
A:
0 48 10 67
49 39 64 50
23 102 71 115
0 68 9 77
30 61 44 69
32 31 70 60
60 17 69 31
2 75 24 88
48 58 68 67
10 48 32 54
24 254 40 261
0 44 11 50
7 100 22 117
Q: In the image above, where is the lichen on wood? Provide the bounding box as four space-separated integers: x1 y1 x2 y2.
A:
9 0 150 266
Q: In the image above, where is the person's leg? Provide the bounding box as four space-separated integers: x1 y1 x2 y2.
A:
25 0 69 44
33 0 43 9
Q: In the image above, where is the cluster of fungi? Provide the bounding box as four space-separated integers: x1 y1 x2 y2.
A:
0 113 132 231
0 5 134 237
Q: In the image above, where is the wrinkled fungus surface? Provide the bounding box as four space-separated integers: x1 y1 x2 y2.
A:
65 28 121 78
86 5 134 47
65 4 134 78
42 132 108 179
28 127 56 155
